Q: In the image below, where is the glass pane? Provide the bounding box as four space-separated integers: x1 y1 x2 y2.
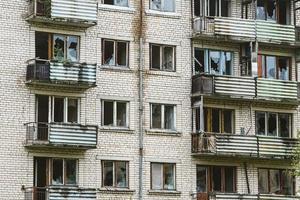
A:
116 42 127 66
152 104 162 129
103 40 115 65
151 163 163 189
221 0 229 17
103 101 114 126
278 0 287 24
164 105 175 130
117 102 127 127
67 36 79 62
194 48 204 74
210 51 221 75
53 35 65 61
114 0 128 7
208 0 217 16
115 161 128 188
269 169 280 194
282 170 294 195
256 112 265 135
266 0 276 21
225 167 235 192
103 0 114 5
196 166 207 192
65 160 77 185
150 0 162 10
223 110 233 133
52 159 63 185
225 52 232 75
278 58 289 80
103 161 113 186
278 114 290 137
151 45 161 69
268 113 277 136
164 0 175 12
163 47 174 71
163 164 175 190
54 97 64 122
258 169 269 193
212 166 222 192
257 0 266 20
266 56 276 79
211 108 220 133
67 99 78 123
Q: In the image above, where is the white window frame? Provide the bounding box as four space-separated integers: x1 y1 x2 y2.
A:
151 162 176 190
150 0 176 12
102 100 129 128
102 0 129 7
102 39 129 67
150 104 176 130
150 44 176 71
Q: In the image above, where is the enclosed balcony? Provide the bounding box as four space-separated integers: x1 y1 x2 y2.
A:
26 0 97 28
24 122 98 149
191 132 298 159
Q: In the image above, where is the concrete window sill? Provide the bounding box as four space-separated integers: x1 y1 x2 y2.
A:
146 129 182 137
148 190 181 196
98 188 135 194
145 10 181 19
98 4 135 14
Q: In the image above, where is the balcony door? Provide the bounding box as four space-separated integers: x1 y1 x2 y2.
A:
196 166 209 200
36 95 49 141
34 157 49 200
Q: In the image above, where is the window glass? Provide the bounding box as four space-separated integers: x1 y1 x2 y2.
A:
67 36 78 62
221 0 230 17
114 0 128 7
278 114 290 137
258 169 269 193
164 105 174 130
103 101 114 126
256 112 266 135
53 35 65 62
194 48 204 74
116 42 127 66
212 167 222 192
196 166 207 192
195 108 200 132
278 58 289 80
67 99 78 123
269 169 281 193
268 113 277 136
266 0 276 21
223 110 232 133
115 161 128 188
54 97 64 122
65 160 77 185
151 0 162 10
117 102 127 127
225 52 232 75
266 56 276 79
103 40 115 65
152 104 162 129
210 51 221 74
151 163 163 189
52 159 63 185
151 45 161 69
164 0 175 12
282 170 294 195
163 47 174 71
211 108 220 133
209 0 217 16
103 161 113 186
163 164 175 190
257 0 265 20
225 167 234 192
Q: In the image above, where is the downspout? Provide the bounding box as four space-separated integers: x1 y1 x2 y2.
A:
138 0 144 200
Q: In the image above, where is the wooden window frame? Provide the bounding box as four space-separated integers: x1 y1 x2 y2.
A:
52 34 80 61
150 103 176 130
50 158 78 186
150 162 176 190
102 100 129 127
256 0 290 24
101 160 129 188
102 39 129 67
150 44 176 72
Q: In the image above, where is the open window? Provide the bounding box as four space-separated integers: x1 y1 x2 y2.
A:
256 0 290 24
194 0 231 17
102 160 129 188
102 39 129 67
257 55 290 80
151 163 176 190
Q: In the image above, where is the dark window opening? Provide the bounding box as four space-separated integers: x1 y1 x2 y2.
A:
54 97 64 123
103 101 114 126
102 160 129 188
102 40 129 67
256 0 289 24
194 48 205 74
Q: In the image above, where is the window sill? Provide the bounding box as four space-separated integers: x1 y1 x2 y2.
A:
98 188 135 194
100 65 134 73
98 4 135 14
99 127 135 134
148 190 181 196
145 9 181 19
146 70 181 77
146 129 181 137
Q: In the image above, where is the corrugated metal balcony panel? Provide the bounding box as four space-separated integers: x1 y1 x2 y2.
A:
210 194 299 200
48 187 96 200
256 78 298 100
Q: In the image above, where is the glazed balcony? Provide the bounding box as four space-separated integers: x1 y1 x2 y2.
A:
26 59 97 89
26 0 97 28
191 133 298 160
192 193 300 200
192 74 299 104
193 17 296 44
24 122 98 149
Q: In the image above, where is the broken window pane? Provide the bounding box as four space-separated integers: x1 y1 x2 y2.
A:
115 161 128 187
103 161 113 186
151 45 161 69
152 104 162 129
54 97 64 122
103 101 114 126
150 0 162 10
210 51 221 74
164 0 175 12
163 47 174 71
103 40 115 65
65 159 77 185
212 166 222 192
258 169 269 193
266 0 276 21
67 99 78 123
117 42 127 66
163 164 175 190
117 102 127 127
151 163 163 189
196 166 207 192
278 57 289 80
268 113 277 136
269 169 281 193
194 48 204 74
164 105 174 130
225 167 234 192
52 159 63 185
53 35 65 62
256 112 266 135
278 114 290 137
67 36 79 62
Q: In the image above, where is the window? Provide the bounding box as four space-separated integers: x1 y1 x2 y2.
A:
196 107 234 133
151 163 176 190
194 0 231 17
102 39 129 67
257 55 290 80
256 0 289 24
196 165 236 193
35 32 79 62
150 0 175 12
256 111 292 137
103 0 128 7
102 100 128 127
194 48 233 75
150 44 176 71
52 159 77 185
258 168 295 195
151 104 176 130
102 160 129 188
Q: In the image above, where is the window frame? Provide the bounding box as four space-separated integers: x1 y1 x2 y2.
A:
102 0 129 7
52 34 80 62
193 0 231 17
150 103 176 130
150 44 176 72
102 39 129 67
102 100 129 128
150 0 176 12
51 158 78 186
255 111 292 138
256 0 290 24
150 162 176 190
101 160 129 188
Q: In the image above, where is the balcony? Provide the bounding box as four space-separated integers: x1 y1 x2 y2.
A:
26 0 97 28
191 133 299 160
192 74 299 104
192 193 300 200
24 122 98 149
24 187 96 200
193 17 296 44
26 59 97 89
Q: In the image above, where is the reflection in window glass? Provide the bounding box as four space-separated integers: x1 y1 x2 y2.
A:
163 47 174 70
278 58 289 80
256 112 266 135
266 56 276 79
103 40 115 65
117 42 127 66
210 51 221 74
151 163 162 190
282 171 294 195
164 0 175 12
114 0 128 7
53 35 65 61
117 102 127 127
266 0 276 21
258 169 269 193
151 0 162 10
268 113 277 136
67 36 78 62
152 104 162 129
196 166 207 192
164 164 175 190
68 99 78 123
103 161 113 186
164 105 174 130
66 159 77 185
52 159 63 185
116 161 128 187
257 0 266 20
269 169 280 193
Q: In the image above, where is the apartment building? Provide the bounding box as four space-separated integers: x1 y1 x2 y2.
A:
0 0 299 200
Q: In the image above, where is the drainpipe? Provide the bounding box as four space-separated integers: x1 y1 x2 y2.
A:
138 0 144 200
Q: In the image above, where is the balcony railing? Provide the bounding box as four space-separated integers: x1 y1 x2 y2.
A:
193 17 296 44
191 133 299 159
192 74 299 103
24 187 96 200
26 59 97 89
192 193 300 200
25 122 98 149
26 0 97 28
